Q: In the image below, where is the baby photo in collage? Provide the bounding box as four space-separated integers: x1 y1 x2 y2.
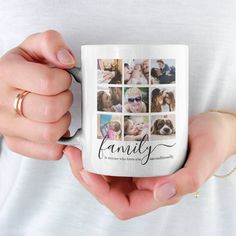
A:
97 114 122 141
97 87 122 112
151 59 176 84
124 59 149 84
151 114 176 140
97 59 122 84
151 87 175 112
124 87 149 113
124 116 149 141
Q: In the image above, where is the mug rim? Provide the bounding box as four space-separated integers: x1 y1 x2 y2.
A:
81 44 188 48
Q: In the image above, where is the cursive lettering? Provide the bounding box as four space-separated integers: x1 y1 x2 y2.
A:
98 135 176 165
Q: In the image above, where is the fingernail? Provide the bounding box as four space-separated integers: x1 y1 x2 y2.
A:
57 49 75 65
154 183 176 202
80 170 91 185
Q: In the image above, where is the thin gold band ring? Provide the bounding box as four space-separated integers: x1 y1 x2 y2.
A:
14 91 30 117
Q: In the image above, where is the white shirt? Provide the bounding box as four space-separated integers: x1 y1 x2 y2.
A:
0 1 236 235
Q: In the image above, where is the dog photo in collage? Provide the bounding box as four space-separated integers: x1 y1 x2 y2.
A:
151 114 176 140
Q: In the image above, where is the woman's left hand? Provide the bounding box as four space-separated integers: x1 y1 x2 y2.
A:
64 112 236 220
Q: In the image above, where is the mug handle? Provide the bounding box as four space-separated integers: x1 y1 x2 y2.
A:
58 67 82 145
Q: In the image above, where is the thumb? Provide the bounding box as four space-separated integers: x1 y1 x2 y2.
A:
152 135 223 203
19 30 76 68
135 133 225 204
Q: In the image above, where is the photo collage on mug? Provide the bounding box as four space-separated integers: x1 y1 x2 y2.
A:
97 58 176 142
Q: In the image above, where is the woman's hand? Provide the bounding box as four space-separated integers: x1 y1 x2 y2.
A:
64 112 236 220
0 30 75 159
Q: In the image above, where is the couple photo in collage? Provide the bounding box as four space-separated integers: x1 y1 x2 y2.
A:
97 58 176 142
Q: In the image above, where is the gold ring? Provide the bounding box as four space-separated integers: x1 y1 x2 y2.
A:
14 91 30 117
194 191 200 198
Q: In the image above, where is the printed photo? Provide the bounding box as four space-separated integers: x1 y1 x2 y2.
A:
124 59 149 84
97 87 122 112
97 59 122 84
124 116 149 141
151 114 176 140
151 59 175 84
124 87 149 113
151 87 175 112
97 114 122 141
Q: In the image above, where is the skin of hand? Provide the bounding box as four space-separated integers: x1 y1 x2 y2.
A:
0 30 76 160
64 112 236 220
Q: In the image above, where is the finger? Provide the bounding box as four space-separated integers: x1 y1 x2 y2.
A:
23 90 73 123
0 107 71 143
19 30 76 68
3 88 73 123
78 171 165 219
64 146 180 220
4 136 65 160
0 56 72 95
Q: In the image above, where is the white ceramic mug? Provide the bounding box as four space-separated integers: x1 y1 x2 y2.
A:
60 45 189 177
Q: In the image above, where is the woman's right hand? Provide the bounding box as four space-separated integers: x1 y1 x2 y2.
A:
0 30 76 160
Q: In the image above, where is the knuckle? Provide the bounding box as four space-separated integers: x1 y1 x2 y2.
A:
5 138 18 153
66 74 72 89
51 152 63 161
43 124 58 143
61 112 72 132
43 99 60 122
65 112 72 126
41 30 61 45
48 146 64 160
40 69 55 95
115 212 132 221
112 207 133 221
42 113 71 142
66 90 74 107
